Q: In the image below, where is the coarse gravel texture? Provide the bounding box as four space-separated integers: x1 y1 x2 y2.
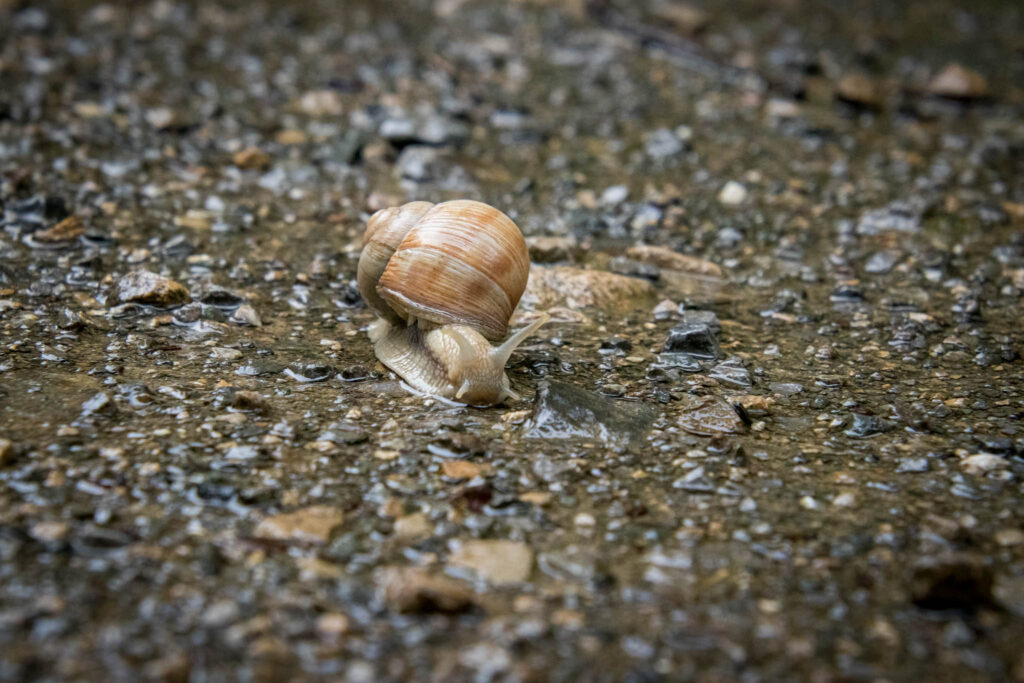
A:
1 0 1023 681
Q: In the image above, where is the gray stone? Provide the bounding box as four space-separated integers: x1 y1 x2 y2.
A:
117 270 190 307
664 323 721 358
523 381 656 447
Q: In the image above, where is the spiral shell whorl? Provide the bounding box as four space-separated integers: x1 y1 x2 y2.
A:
357 201 435 323
373 200 529 341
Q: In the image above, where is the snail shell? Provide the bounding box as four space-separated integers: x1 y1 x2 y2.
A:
357 200 546 406
359 200 530 340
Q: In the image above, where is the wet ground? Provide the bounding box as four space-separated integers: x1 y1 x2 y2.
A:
2 0 1024 680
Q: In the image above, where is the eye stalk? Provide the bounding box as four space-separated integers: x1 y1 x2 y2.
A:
441 313 549 406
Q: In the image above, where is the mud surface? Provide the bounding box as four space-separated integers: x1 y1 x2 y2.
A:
1 1 1023 680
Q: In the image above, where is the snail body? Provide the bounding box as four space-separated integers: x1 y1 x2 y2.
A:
358 200 547 406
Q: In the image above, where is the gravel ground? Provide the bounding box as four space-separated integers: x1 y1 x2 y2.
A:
1 0 1023 680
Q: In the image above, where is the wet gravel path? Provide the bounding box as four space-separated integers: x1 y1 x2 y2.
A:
1 0 1023 680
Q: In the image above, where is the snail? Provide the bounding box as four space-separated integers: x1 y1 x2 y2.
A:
357 199 548 406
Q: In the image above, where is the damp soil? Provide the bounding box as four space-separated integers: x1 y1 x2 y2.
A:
1 0 1023 680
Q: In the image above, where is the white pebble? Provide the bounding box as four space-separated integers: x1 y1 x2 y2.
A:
574 512 596 526
718 181 748 206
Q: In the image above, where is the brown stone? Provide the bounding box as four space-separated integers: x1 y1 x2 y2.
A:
523 265 655 312
519 491 552 506
294 89 344 117
174 210 213 230
835 72 884 108
233 147 271 170
727 394 773 415
32 215 85 243
231 390 268 413
275 129 308 145
393 512 432 543
117 271 190 307
677 394 746 436
449 539 533 584
253 505 344 544
30 521 69 543
626 245 723 277
926 63 988 100
441 460 487 480
652 2 708 36
378 567 477 614
315 613 350 637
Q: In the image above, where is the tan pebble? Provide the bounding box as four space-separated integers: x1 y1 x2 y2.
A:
32 215 85 243
994 528 1024 547
728 394 773 414
551 609 584 628
449 539 533 584
315 613 350 636
926 62 988 100
961 454 1007 475
0 438 13 464
174 210 213 231
832 471 857 485
144 107 179 130
652 2 708 35
576 189 597 209
867 618 900 645
626 245 723 277
380 498 404 518
30 521 69 543
523 265 655 313
835 72 884 108
441 460 486 480
253 505 344 544
117 270 190 306
294 89 344 117
717 181 748 206
574 513 596 526
799 496 819 510
765 98 801 119
138 462 161 476
73 101 107 118
502 409 530 424
513 595 541 612
677 394 744 436
651 298 680 319
296 557 343 580
275 129 307 145
394 513 433 542
231 305 261 327
832 492 857 508
377 566 476 614
519 492 552 506
232 147 271 170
